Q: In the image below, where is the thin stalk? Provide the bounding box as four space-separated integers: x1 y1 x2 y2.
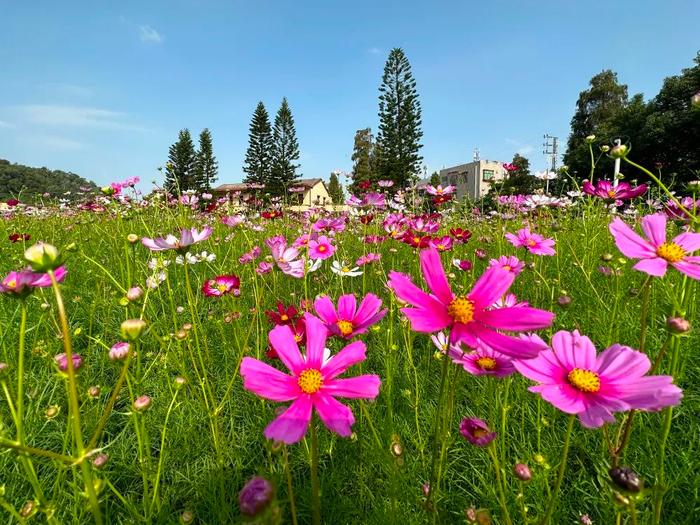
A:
310 421 321 525
283 446 299 525
425 353 451 511
539 415 575 525
487 443 513 525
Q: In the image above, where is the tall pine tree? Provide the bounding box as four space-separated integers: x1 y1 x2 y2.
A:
269 97 301 196
243 102 273 185
164 129 197 193
376 48 423 189
195 128 218 191
327 171 345 204
349 127 376 193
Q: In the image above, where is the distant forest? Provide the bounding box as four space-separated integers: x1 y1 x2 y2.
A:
0 159 97 202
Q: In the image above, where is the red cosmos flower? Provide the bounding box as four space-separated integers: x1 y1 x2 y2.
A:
401 230 432 249
432 195 452 206
9 233 31 243
265 302 300 325
449 228 472 243
261 210 283 220
359 214 375 225
202 275 241 297
358 180 372 191
6 199 20 208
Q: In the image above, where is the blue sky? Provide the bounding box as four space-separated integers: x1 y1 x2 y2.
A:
1 0 698 189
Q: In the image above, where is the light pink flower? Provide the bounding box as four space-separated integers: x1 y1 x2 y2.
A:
141 227 212 252
239 314 381 444
514 330 682 428
387 248 553 358
505 227 556 256
488 255 525 275
609 214 700 279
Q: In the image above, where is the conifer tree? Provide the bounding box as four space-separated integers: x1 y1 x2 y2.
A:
195 128 218 191
349 127 376 193
243 102 273 185
327 171 345 204
164 129 197 193
269 97 301 195
376 48 423 189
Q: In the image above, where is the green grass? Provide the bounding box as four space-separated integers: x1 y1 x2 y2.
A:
0 199 698 524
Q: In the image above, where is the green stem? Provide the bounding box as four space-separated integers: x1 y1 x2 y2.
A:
425 353 451 511
283 446 299 525
539 415 575 525
487 443 513 525
310 421 321 525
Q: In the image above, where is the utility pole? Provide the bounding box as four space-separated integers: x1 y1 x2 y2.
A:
543 134 558 194
612 138 622 187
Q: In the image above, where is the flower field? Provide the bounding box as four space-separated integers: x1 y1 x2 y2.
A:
1 173 699 524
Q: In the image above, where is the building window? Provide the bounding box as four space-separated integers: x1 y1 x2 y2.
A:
483 169 494 181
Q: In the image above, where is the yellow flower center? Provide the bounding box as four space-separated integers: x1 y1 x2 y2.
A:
298 369 323 394
503 265 511 272
6 279 17 289
318 245 327 252
216 283 228 293
607 190 617 198
472 428 488 438
447 296 475 324
475 357 497 370
342 267 350 273
567 368 601 393
656 242 685 263
437 244 445 250
293 333 303 343
527 239 536 247
337 320 354 336
280 314 289 321
413 237 421 244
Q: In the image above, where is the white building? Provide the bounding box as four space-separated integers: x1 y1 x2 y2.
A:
439 160 506 199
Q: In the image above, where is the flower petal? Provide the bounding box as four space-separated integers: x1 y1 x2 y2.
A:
609 218 655 258
322 341 367 380
269 324 305 375
314 295 339 325
313 393 355 437
419 247 454 304
264 395 313 444
468 267 515 310
551 330 596 370
240 357 299 401
633 257 668 277
303 313 328 369
478 306 554 331
640 213 667 247
323 375 381 399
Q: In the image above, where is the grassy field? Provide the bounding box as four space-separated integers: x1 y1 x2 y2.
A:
0 192 698 524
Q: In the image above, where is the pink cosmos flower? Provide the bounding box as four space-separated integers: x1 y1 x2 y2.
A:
514 330 682 428
609 214 700 279
256 262 273 275
202 274 241 297
141 227 212 252
0 267 67 296
582 180 647 202
221 215 245 227
239 313 381 444
425 185 456 196
265 236 305 278
308 235 336 260
387 248 553 358
460 417 496 446
356 253 381 266
489 255 525 275
314 293 387 339
505 227 556 256
430 236 454 252
448 342 515 377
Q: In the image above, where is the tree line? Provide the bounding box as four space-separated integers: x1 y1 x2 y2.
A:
164 128 218 194
0 159 97 202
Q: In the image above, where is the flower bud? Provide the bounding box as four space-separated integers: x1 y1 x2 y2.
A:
609 466 643 493
601 253 614 262
585 135 596 143
422 483 430 497
600 145 610 153
127 234 139 244
609 144 629 159
692 91 700 110
238 476 274 517
174 376 187 388
109 342 131 361
133 395 152 411
180 510 194 524
580 515 593 525
20 500 37 518
513 463 532 481
24 242 60 272
667 316 690 334
126 287 143 302
0 362 8 376
557 295 572 308
45 405 60 418
120 319 147 341
87 386 101 398
54 352 82 373
92 453 109 469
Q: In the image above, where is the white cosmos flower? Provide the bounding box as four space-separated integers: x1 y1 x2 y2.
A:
331 260 363 277
307 258 323 273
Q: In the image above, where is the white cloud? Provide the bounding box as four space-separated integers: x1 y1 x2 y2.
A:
13 104 144 131
0 120 14 129
139 25 163 44
369 47 382 55
32 135 86 151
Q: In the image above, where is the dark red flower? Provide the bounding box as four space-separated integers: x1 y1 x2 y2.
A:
289 317 307 345
359 214 375 225
265 302 300 325
450 228 472 243
261 210 283 220
9 233 31 243
401 230 432 249
6 199 20 208
432 195 452 206
359 180 371 191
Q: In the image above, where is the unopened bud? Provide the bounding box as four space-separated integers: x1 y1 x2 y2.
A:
0 362 8 376
126 287 143 302
513 463 532 481
87 386 101 398
238 476 274 517
557 295 572 307
609 466 643 493
610 144 629 159
666 317 690 334
174 376 187 388
127 234 139 244
601 253 614 262
133 395 152 411
24 242 60 272
109 342 130 361
54 352 82 373
180 510 194 524
92 453 109 469
120 319 147 341
691 91 700 110
600 145 610 153
585 135 596 143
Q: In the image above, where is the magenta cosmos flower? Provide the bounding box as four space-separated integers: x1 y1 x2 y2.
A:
582 180 647 201
514 330 682 428
308 235 336 260
141 226 212 252
459 417 496 446
448 342 515 377
202 274 241 297
387 248 553 358
505 227 556 256
609 214 700 279
314 293 387 339
239 313 381 444
0 267 67 297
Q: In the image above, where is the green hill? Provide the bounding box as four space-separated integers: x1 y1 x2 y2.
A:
0 158 98 202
